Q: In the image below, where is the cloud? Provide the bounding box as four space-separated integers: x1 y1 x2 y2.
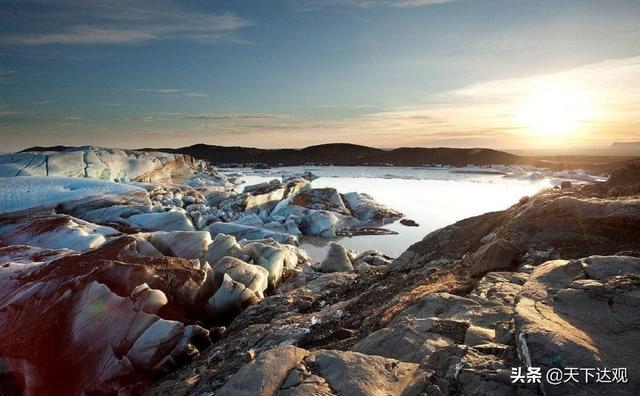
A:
183 114 288 120
0 69 16 82
126 88 208 98
5 56 639 150
175 55 640 148
0 1 253 46
0 103 21 117
290 0 458 10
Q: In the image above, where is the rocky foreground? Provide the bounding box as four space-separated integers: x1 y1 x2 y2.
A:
0 147 638 395
0 147 402 395
146 166 640 396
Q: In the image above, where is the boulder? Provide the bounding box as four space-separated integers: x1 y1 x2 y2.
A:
242 242 289 288
342 192 403 223
468 239 517 276
290 188 350 215
314 350 419 396
400 218 419 227
203 233 246 265
319 242 354 273
208 222 299 245
128 208 196 232
138 231 212 260
212 256 270 298
300 210 359 238
206 273 263 317
216 346 309 396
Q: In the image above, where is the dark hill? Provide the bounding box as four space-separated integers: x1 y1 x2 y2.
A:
136 143 532 167
20 143 639 171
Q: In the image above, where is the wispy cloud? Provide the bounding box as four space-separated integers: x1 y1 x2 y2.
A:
5 56 639 150
169 56 640 148
0 1 253 46
111 112 287 123
290 0 458 11
183 113 288 120
126 88 209 97
0 103 21 117
0 69 16 82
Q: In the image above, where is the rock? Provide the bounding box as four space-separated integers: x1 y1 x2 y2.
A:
276 363 333 395
216 346 309 396
206 190 236 206
351 318 457 363
342 191 403 223
128 208 196 232
336 226 398 236
515 256 640 394
0 237 214 394
319 242 354 273
353 250 393 267
242 178 308 214
0 244 76 264
131 283 169 314
212 256 270 298
269 188 401 238
290 188 350 216
400 218 419 227
0 214 120 252
203 233 246 265
206 273 263 317
208 222 299 245
137 231 212 260
314 350 420 396
185 171 233 190
468 239 517 276
300 210 359 238
560 180 572 189
242 242 290 288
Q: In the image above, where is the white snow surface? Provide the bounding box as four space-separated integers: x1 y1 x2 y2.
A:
0 176 143 214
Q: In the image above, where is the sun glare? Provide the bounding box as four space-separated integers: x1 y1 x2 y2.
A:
515 84 594 137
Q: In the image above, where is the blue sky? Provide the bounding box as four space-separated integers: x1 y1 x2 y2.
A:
1 0 639 151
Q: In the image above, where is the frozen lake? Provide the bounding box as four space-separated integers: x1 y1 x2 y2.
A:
227 166 552 261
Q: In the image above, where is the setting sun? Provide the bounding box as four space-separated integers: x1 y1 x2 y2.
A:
515 84 595 137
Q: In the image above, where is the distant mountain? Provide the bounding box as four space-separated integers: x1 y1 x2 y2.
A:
21 143 639 171
135 143 531 167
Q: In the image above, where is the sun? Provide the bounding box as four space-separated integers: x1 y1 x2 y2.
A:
515 83 594 137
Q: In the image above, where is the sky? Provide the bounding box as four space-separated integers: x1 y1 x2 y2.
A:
0 0 639 151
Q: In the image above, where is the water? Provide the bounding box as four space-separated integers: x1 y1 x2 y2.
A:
227 166 552 262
